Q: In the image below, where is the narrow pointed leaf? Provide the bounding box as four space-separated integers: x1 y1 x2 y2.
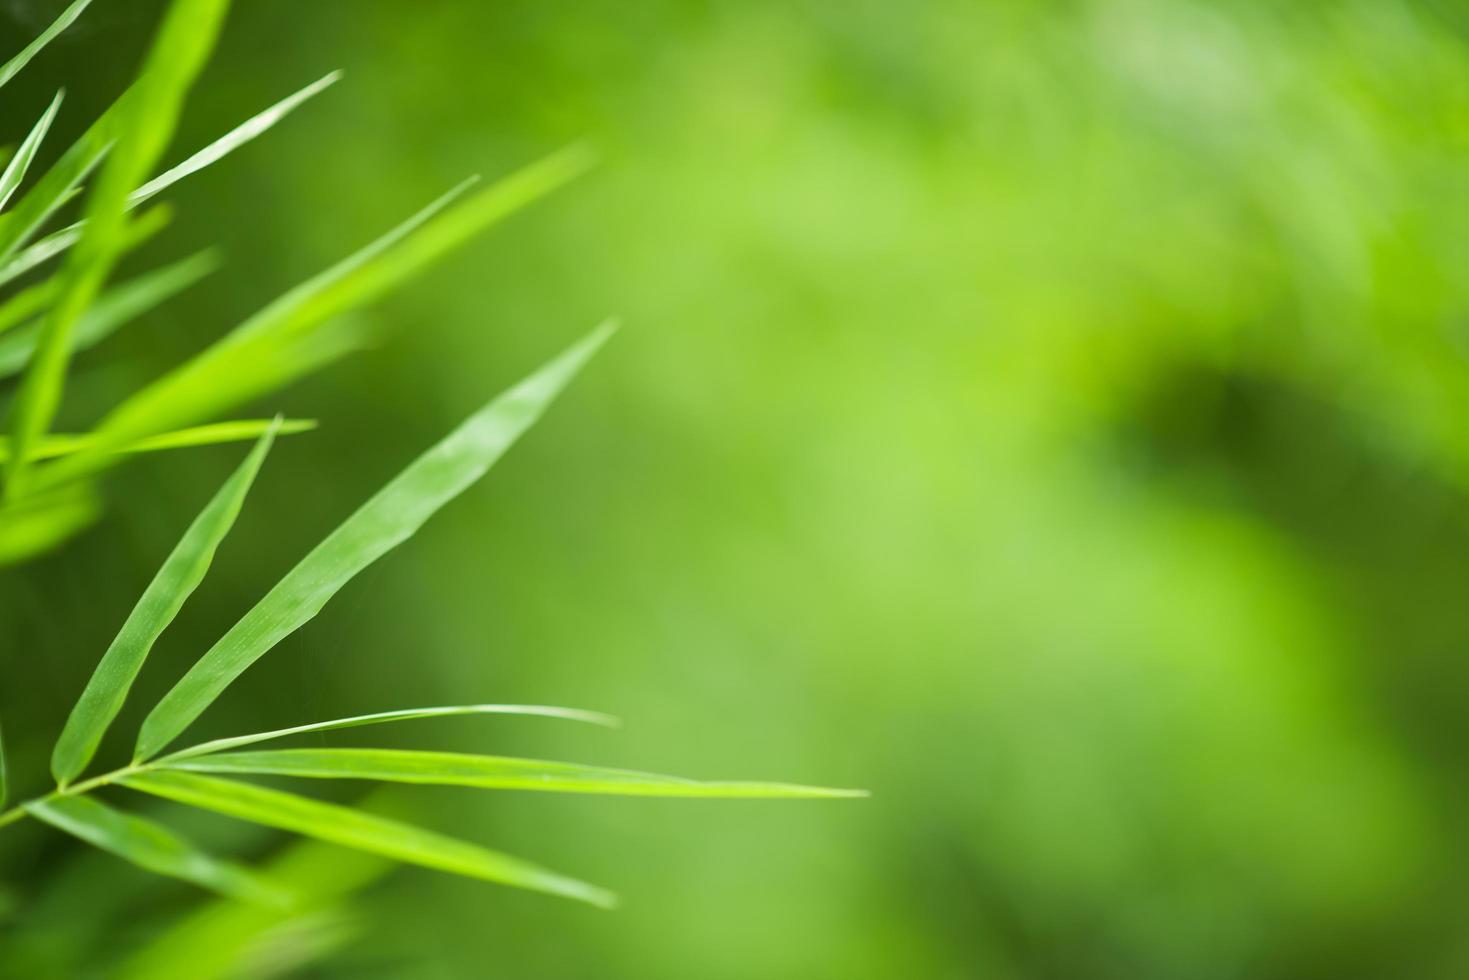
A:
0 201 169 293
0 276 57 338
91 418 312 456
23 794 287 905
6 0 230 496
224 142 593 348
35 317 373 487
81 145 594 454
50 422 279 785
163 704 620 762
80 176 478 448
0 89 120 262
0 249 219 377
0 0 94 91
131 71 342 207
163 749 872 799
0 71 336 272
113 837 388 980
212 174 477 348
0 90 64 212
0 226 80 289
0 418 312 465
135 323 615 759
0 482 99 565
121 770 615 907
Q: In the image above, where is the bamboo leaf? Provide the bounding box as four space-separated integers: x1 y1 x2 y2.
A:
50 422 280 786
164 705 620 762
79 145 594 454
83 418 311 456
0 68 332 276
0 276 57 339
0 250 219 377
0 0 94 91
0 201 170 293
113 837 388 980
0 225 82 289
23 794 287 905
0 418 313 464
0 482 99 565
163 749 871 799
76 175 475 450
0 90 119 263
134 322 615 760
121 769 615 907
5 0 231 497
130 71 342 207
0 90 64 212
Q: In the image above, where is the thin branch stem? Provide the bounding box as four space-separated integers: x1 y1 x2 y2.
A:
0 761 148 832
0 721 304 833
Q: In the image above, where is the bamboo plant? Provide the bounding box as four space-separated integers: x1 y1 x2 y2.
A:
0 0 862 917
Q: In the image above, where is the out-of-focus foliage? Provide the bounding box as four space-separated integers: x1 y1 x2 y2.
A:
6 0 1469 977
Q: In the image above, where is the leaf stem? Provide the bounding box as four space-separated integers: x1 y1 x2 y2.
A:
0 719 323 832
0 762 146 832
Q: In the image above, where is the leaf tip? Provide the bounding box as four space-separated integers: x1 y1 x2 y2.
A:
581 317 620 355
570 881 619 910
556 139 600 177
786 784 870 799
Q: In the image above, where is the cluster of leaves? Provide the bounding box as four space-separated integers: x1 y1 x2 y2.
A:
0 0 862 912
0 0 592 565
0 323 860 907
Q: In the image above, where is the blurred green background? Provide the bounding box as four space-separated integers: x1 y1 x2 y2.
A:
7 0 1469 976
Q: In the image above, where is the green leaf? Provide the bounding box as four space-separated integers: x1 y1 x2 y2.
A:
50 422 280 786
0 481 99 566
0 714 8 809
0 90 64 212
0 70 337 275
23 794 287 905
164 704 620 762
0 418 313 465
0 250 218 378
78 175 475 448
0 91 119 263
0 226 81 289
121 770 615 907
163 749 872 799
0 277 58 339
75 145 595 456
5 0 231 497
0 201 171 294
113 837 388 980
134 322 616 760
0 0 94 91
130 71 342 207
99 418 311 456
24 181 468 493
